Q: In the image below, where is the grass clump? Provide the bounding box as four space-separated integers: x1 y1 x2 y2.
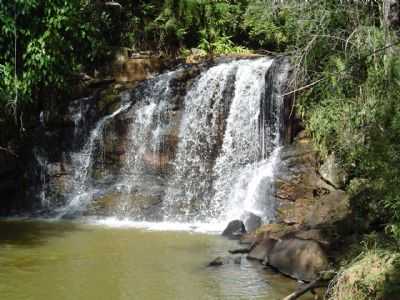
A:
327 248 400 300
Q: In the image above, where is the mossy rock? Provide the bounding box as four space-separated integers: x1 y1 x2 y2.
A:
97 88 121 115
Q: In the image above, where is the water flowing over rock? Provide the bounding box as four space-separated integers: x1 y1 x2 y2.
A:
31 57 290 225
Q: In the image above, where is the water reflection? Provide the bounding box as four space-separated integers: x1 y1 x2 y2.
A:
0 220 301 300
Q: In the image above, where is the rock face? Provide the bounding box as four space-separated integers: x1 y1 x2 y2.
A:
222 220 246 239
244 130 353 281
275 131 352 237
319 153 347 189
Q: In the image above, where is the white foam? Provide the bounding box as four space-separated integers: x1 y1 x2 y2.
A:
84 217 227 234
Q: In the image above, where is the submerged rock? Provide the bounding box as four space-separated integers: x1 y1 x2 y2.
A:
222 220 246 239
208 255 242 267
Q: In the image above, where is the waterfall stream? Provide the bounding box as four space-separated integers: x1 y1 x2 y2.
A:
42 57 289 228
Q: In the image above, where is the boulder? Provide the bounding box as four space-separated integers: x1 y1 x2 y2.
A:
247 238 277 261
266 238 329 282
222 220 246 239
244 212 262 232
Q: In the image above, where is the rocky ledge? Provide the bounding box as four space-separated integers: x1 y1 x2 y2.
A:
216 131 352 298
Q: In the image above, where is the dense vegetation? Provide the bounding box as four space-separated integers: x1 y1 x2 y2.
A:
1 1 400 296
2 0 399 237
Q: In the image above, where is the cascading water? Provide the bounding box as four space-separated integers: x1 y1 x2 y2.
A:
163 63 238 221
47 57 289 229
56 98 132 218
112 71 179 218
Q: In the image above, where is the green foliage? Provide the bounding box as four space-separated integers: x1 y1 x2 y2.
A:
0 1 121 105
280 2 400 242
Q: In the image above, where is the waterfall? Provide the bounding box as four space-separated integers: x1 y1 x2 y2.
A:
112 70 179 218
45 57 289 227
56 99 132 218
163 62 238 221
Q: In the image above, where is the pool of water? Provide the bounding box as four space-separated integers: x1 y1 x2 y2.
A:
0 219 301 300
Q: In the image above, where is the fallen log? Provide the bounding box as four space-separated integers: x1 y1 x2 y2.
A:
283 279 328 300
0 146 18 158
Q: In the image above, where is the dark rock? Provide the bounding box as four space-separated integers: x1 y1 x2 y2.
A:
244 212 262 232
208 256 224 267
222 220 246 239
229 246 252 254
266 238 329 282
208 256 242 267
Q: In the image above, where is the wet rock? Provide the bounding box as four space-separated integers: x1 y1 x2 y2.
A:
222 220 246 239
244 212 262 232
229 246 252 254
208 256 242 266
266 238 329 282
319 153 347 189
247 238 277 261
208 256 224 266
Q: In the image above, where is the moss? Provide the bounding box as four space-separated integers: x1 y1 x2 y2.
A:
97 87 121 115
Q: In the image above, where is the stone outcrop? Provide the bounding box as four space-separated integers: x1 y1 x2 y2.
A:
319 153 347 189
240 130 354 282
275 131 352 239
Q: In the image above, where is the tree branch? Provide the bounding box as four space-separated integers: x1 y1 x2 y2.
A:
282 279 328 300
0 146 18 158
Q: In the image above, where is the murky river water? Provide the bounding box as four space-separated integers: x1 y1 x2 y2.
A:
0 219 301 300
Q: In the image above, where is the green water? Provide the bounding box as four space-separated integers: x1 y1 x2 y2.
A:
0 219 300 300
